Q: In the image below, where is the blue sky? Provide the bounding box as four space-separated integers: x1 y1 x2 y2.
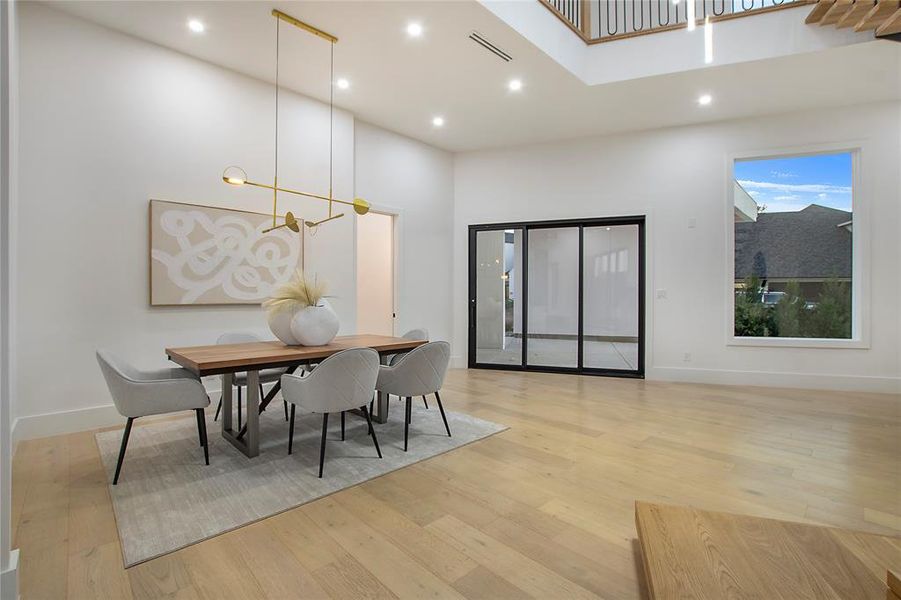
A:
735 152 852 214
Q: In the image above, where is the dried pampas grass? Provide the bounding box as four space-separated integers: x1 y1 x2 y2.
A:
263 270 327 315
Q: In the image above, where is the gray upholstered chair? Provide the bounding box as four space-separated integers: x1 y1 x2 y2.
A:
375 341 451 451
384 328 431 409
281 347 382 477
96 350 211 485
386 328 429 365
213 332 289 424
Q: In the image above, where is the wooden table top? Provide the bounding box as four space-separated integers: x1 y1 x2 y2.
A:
166 334 427 376
635 502 901 600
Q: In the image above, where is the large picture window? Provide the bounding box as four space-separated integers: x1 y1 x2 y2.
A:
732 151 854 340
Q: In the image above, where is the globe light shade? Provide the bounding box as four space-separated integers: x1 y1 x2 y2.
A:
222 165 248 186
353 197 370 215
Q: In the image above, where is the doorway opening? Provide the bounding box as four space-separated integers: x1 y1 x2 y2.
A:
468 216 645 377
356 211 395 336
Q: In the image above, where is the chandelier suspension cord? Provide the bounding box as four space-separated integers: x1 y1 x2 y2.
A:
272 17 281 229
328 40 334 218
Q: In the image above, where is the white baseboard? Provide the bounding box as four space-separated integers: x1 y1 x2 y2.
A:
10 382 263 445
0 549 19 600
12 403 122 446
649 366 900 394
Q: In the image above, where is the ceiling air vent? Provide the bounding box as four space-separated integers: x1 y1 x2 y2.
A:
468 31 513 62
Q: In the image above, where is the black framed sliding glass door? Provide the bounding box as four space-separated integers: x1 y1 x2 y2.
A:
471 228 523 366
468 216 645 378
526 226 580 369
582 224 641 373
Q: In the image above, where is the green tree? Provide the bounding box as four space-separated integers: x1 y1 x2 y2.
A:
734 275 774 337
807 279 851 339
774 280 805 337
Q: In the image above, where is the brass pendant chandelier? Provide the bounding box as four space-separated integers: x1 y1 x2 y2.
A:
222 9 370 234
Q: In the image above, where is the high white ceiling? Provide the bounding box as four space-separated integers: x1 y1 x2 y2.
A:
45 0 901 152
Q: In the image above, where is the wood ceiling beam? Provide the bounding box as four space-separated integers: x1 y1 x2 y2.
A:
875 6 901 33
820 0 855 25
805 0 836 23
856 0 901 30
836 0 876 26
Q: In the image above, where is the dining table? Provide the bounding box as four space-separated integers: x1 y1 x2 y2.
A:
166 334 427 458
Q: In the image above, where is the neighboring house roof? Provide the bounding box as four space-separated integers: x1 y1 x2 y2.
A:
734 204 851 280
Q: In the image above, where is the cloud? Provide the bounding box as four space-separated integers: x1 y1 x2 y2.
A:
769 170 796 179
817 193 828 199
747 190 761 198
736 180 851 195
773 195 800 201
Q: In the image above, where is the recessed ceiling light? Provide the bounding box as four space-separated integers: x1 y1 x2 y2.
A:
187 19 205 34
508 78 523 92
406 22 423 38
432 116 445 127
698 94 713 106
336 78 350 90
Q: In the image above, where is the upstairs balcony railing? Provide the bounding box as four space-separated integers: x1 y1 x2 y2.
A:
543 0 806 42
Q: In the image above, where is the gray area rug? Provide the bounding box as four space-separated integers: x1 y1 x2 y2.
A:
95 400 507 567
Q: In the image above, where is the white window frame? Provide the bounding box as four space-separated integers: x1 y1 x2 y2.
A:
725 142 869 349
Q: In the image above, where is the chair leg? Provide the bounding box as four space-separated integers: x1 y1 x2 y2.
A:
237 386 242 430
195 408 204 446
196 409 210 466
214 396 222 422
435 391 451 437
361 405 382 458
284 400 289 422
404 396 412 452
318 413 329 478
288 404 296 455
422 395 429 409
113 417 135 485
368 398 374 435
341 411 346 441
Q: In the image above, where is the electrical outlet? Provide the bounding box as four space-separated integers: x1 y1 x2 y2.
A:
683 352 691 362
656 289 667 299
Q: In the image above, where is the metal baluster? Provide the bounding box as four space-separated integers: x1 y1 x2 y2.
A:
633 0 645 31
658 0 672 27
607 0 618 37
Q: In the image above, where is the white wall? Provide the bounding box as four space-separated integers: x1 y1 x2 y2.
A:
14 4 454 438
454 102 901 392
353 121 454 347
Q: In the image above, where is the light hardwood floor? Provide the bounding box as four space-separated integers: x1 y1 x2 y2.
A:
12 369 901 599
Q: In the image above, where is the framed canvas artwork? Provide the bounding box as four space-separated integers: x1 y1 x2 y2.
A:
149 199 303 305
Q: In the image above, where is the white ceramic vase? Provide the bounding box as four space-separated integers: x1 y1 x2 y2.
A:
267 306 301 346
289 300 339 346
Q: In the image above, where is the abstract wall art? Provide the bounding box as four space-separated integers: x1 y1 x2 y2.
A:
149 199 303 305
